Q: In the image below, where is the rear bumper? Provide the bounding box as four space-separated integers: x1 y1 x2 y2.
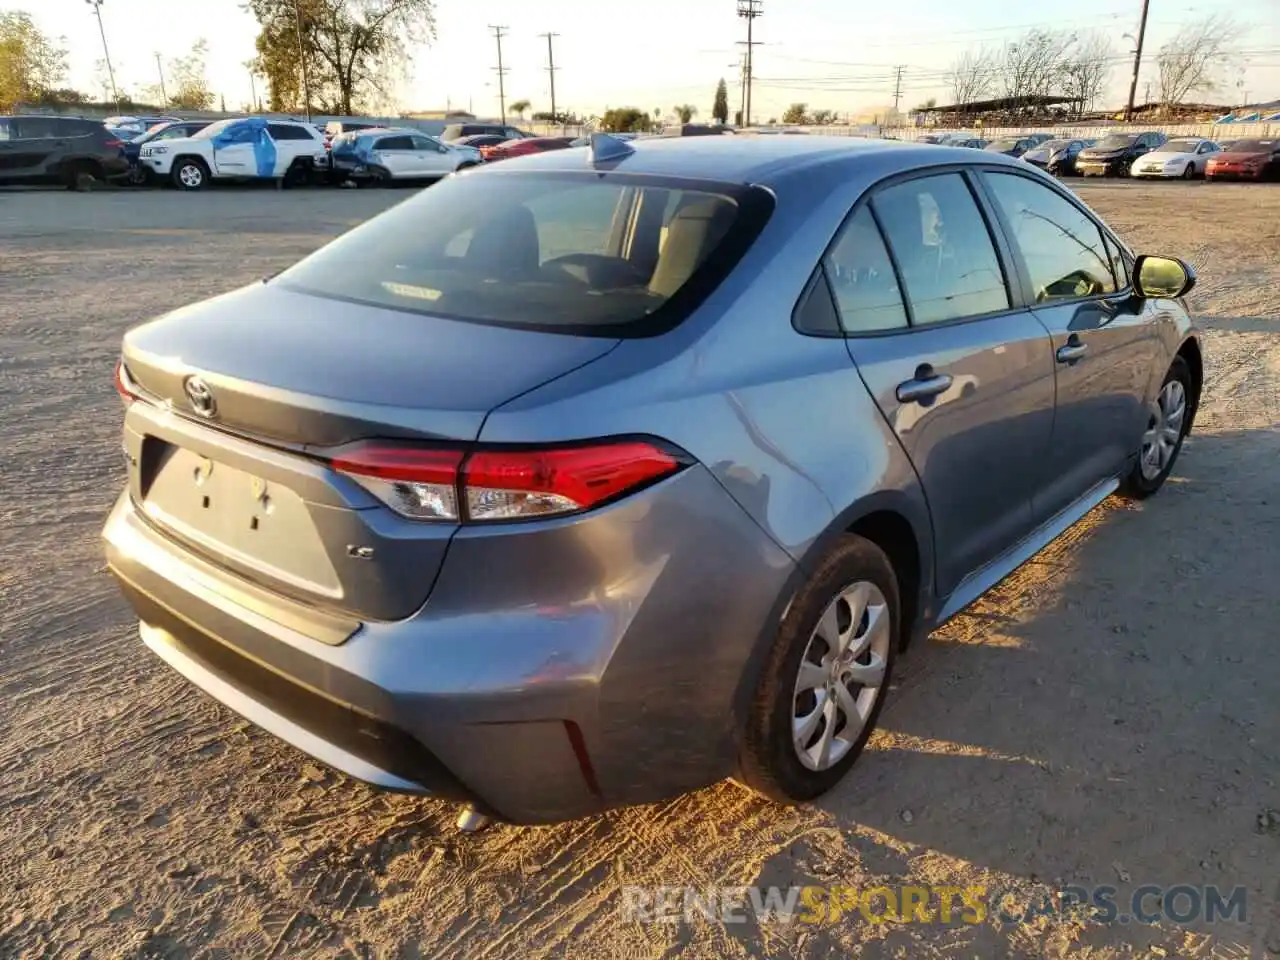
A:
103 464 795 824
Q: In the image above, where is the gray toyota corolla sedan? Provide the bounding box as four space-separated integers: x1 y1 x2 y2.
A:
105 134 1203 827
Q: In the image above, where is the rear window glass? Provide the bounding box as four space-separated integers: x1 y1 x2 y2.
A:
276 172 771 336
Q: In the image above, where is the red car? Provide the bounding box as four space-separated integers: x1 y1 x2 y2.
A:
480 136 575 162
1205 139 1280 181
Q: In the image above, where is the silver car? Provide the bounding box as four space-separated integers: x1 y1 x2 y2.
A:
105 135 1203 826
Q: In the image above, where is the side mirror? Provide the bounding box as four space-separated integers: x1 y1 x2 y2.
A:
1133 255 1196 299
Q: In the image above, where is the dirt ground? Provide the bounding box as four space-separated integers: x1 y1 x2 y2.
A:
1 180 1278 960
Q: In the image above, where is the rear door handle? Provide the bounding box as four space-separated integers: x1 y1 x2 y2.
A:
896 371 953 403
1056 339 1088 363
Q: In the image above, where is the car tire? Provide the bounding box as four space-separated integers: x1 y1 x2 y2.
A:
737 535 899 804
370 166 392 186
1120 356 1193 500
282 159 311 188
64 161 101 192
172 157 209 191
1182 163 1196 180
127 163 150 186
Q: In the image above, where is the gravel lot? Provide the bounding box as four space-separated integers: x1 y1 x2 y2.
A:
2 180 1278 959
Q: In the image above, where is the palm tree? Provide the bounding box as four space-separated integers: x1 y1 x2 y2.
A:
673 104 697 123
510 99 531 120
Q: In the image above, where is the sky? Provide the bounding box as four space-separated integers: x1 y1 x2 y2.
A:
15 0 1280 119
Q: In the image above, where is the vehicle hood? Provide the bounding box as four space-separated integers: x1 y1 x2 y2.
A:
1079 147 1130 159
1211 150 1268 161
120 281 621 446
1143 150 1194 161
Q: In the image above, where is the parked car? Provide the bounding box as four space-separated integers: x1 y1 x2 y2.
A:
983 137 1036 158
1076 132 1167 177
441 122 531 142
1023 133 1055 146
660 123 735 137
1131 138 1221 179
0 115 130 189
123 120 213 184
104 115 179 137
138 117 327 190
569 132 640 147
454 134 512 149
953 138 989 149
329 127 482 183
480 136 575 161
1204 139 1280 181
1021 138 1089 176
105 135 1203 828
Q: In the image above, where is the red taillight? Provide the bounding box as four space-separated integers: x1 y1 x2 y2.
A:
330 440 682 523
105 138 123 149
114 359 138 403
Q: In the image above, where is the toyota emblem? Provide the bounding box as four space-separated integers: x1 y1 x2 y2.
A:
184 376 217 418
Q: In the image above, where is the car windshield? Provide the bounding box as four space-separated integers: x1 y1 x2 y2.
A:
275 171 769 335
1096 135 1138 149
985 138 1021 151
1160 140 1203 153
192 119 244 139
1224 139 1273 154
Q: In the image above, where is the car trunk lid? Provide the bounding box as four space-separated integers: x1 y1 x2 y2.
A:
120 282 619 623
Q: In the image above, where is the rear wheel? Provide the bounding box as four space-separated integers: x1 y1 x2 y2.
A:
64 161 101 192
1120 357 1193 499
282 159 311 188
738 536 898 803
172 157 209 191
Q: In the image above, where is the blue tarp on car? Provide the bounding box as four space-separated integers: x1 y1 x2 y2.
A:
210 118 277 178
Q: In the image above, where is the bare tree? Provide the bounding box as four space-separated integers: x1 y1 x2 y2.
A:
999 29 1076 103
948 48 995 107
1156 15 1242 108
1059 31 1114 116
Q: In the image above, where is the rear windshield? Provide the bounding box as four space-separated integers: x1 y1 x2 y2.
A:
985 138 1021 151
1225 139 1274 154
276 171 772 336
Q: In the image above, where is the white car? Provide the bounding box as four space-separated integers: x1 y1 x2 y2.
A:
1131 138 1222 179
139 117 327 190
328 127 482 183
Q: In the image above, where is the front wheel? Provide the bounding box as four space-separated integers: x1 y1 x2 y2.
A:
738 535 899 803
171 157 208 191
1120 357 1193 499
1182 163 1196 180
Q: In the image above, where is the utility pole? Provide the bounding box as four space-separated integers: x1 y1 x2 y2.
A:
1123 0 1151 122
490 25 509 125
540 32 559 124
892 65 905 114
248 70 258 112
292 0 312 120
736 0 762 127
84 0 120 108
155 52 168 106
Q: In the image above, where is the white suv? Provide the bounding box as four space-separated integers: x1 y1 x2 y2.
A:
140 118 327 190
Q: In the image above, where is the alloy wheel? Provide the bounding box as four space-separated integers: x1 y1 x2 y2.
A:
179 164 203 188
1140 379 1187 480
792 580 891 771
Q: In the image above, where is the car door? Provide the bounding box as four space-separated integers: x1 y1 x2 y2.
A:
6 117 63 179
978 168 1161 520
211 123 257 176
411 135 453 175
370 135 414 177
830 171 1057 597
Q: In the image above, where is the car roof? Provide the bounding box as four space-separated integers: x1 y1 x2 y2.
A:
485 134 1028 187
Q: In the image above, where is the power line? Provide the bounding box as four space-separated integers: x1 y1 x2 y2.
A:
540 32 560 122
736 0 763 126
489 25 509 125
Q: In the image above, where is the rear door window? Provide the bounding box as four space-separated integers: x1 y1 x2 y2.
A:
374 135 414 151
822 207 909 333
276 172 771 335
870 173 1009 325
267 123 314 141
